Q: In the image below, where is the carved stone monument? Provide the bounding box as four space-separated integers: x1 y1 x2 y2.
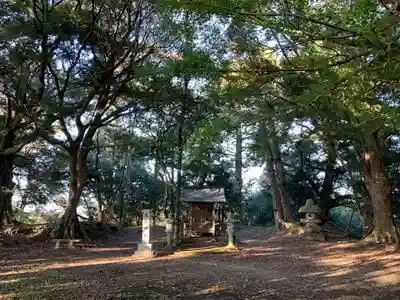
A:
298 199 325 241
226 212 236 248
134 209 154 258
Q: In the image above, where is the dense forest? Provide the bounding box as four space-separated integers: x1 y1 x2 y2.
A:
1 0 400 247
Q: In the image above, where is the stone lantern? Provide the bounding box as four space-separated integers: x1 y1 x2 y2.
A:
298 199 325 241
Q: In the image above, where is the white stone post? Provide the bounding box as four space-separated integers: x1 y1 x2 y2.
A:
226 212 236 248
133 209 154 258
165 218 173 247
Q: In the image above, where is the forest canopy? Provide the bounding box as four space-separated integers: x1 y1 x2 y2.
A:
1 0 400 246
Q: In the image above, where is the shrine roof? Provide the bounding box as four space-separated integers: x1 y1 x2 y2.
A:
181 187 226 203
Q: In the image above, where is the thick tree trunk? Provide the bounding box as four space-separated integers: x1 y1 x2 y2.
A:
260 123 284 230
260 125 283 232
0 169 14 229
268 137 294 222
0 131 16 229
264 160 284 231
360 181 374 237
363 134 399 247
319 139 336 218
53 152 87 239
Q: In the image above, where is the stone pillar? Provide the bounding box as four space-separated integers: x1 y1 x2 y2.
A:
165 218 173 247
212 203 218 237
226 212 236 248
133 209 154 258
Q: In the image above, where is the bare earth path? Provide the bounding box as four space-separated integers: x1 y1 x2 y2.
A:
1 226 399 299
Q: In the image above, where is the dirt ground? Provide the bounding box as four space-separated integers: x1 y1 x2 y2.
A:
1 226 399 300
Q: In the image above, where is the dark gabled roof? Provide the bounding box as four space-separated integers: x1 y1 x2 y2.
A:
181 187 226 203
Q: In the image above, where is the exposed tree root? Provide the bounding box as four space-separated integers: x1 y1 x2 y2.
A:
0 221 49 236
52 213 90 240
363 227 400 250
282 222 304 235
52 213 119 241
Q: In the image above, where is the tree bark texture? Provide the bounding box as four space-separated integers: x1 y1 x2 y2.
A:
264 158 284 231
0 156 14 229
0 130 16 229
235 125 244 221
260 123 284 231
268 133 294 222
362 133 399 246
319 138 336 218
53 151 88 239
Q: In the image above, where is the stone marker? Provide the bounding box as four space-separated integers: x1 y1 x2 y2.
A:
226 212 236 248
298 199 325 241
165 218 173 247
133 209 154 258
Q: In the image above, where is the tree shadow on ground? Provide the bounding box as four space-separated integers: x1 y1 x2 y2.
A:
1 234 399 299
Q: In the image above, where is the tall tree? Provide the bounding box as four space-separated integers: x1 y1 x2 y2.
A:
0 1 56 228
32 0 157 238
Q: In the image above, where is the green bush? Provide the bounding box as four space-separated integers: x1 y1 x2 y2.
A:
328 206 363 239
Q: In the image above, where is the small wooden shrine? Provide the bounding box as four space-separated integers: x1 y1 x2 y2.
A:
181 187 227 236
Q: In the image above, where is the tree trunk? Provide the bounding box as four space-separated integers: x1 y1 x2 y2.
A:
268 136 294 222
0 159 14 229
174 106 185 244
0 130 16 229
319 138 336 218
362 133 399 247
53 151 88 239
94 132 104 220
264 159 284 231
234 125 244 222
260 122 284 231
360 181 374 237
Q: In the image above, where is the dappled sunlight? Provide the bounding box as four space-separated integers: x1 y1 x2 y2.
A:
3 280 95 299
365 270 400 286
301 271 326 277
85 247 133 252
0 278 21 284
268 277 288 283
2 232 400 299
1 245 241 277
246 246 283 252
317 256 358 267
324 268 352 277
1 256 133 276
193 284 227 295
310 241 400 288
174 245 240 256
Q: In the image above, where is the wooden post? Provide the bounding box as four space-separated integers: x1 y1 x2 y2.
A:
189 205 193 237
